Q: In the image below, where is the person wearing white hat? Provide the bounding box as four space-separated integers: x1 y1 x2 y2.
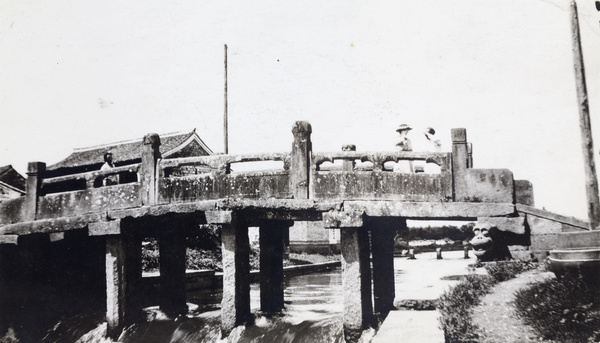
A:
393 124 414 173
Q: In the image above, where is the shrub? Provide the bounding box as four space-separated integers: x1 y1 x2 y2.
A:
438 275 494 343
514 276 600 342
483 260 536 283
439 261 538 342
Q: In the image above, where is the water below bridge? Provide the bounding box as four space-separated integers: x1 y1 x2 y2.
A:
8 251 473 343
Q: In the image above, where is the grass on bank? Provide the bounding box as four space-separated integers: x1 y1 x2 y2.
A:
514 275 600 342
437 261 537 343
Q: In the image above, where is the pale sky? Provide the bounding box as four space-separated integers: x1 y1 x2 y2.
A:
1 0 599 220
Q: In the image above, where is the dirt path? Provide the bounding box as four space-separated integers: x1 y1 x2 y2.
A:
472 269 556 343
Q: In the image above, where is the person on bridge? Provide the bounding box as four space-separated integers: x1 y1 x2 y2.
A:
423 127 442 174
101 151 119 186
393 124 414 173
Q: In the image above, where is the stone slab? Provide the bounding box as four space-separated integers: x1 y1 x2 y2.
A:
516 204 588 230
322 211 364 228
345 201 515 219
372 310 445 343
89 220 121 236
478 216 526 234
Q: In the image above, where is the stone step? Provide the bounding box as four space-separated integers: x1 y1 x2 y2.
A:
372 310 445 343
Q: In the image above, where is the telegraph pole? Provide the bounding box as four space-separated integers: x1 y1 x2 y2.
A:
224 44 229 155
571 1 600 230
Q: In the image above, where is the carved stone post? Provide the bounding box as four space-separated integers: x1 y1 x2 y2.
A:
24 162 45 221
105 224 142 339
451 128 468 201
159 226 188 317
259 220 291 313
140 133 161 206
207 210 252 337
370 219 397 316
290 121 312 200
342 144 356 172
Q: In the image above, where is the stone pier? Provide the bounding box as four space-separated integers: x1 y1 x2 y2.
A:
259 220 290 314
208 210 252 337
158 224 188 317
370 218 399 316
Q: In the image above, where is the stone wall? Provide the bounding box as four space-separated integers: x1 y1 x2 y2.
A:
289 221 331 254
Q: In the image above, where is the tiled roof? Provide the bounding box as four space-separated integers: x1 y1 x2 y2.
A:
0 165 26 192
47 130 214 176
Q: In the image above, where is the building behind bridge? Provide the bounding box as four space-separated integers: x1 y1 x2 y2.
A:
0 165 26 201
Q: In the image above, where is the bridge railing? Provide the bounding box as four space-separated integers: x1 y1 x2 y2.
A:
157 152 293 203
310 151 454 201
0 122 529 226
312 151 451 172
159 153 291 176
41 164 140 194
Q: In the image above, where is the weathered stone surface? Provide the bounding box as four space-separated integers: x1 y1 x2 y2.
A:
312 172 452 202
38 184 141 220
470 223 512 261
515 180 534 206
158 172 291 203
371 225 395 314
89 220 121 236
259 221 286 313
0 212 104 236
341 228 373 335
289 221 330 254
290 121 312 200
323 211 364 228
0 235 18 245
344 201 515 219
221 219 252 336
206 210 233 224
105 234 142 339
0 197 26 225
24 162 45 221
372 310 445 343
457 169 514 203
478 216 526 235
553 230 600 249
517 204 588 230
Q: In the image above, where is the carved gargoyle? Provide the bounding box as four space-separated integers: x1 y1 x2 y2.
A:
470 223 512 262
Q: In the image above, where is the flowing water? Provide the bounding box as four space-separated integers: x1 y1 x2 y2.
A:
3 252 471 342
6 268 345 343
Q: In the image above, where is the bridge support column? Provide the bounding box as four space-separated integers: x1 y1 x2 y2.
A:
105 228 142 340
159 228 188 317
370 219 398 316
323 210 372 342
207 211 252 337
341 228 373 343
259 220 291 314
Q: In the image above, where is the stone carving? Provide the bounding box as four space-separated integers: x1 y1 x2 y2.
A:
470 223 512 261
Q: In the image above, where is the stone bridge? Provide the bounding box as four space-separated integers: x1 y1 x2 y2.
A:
0 121 572 342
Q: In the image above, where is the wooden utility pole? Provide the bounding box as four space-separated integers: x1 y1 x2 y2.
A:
571 1 600 230
224 44 229 155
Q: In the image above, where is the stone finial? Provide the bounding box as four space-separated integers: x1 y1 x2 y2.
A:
27 162 46 176
292 121 312 134
143 133 161 147
451 128 467 144
342 144 356 152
